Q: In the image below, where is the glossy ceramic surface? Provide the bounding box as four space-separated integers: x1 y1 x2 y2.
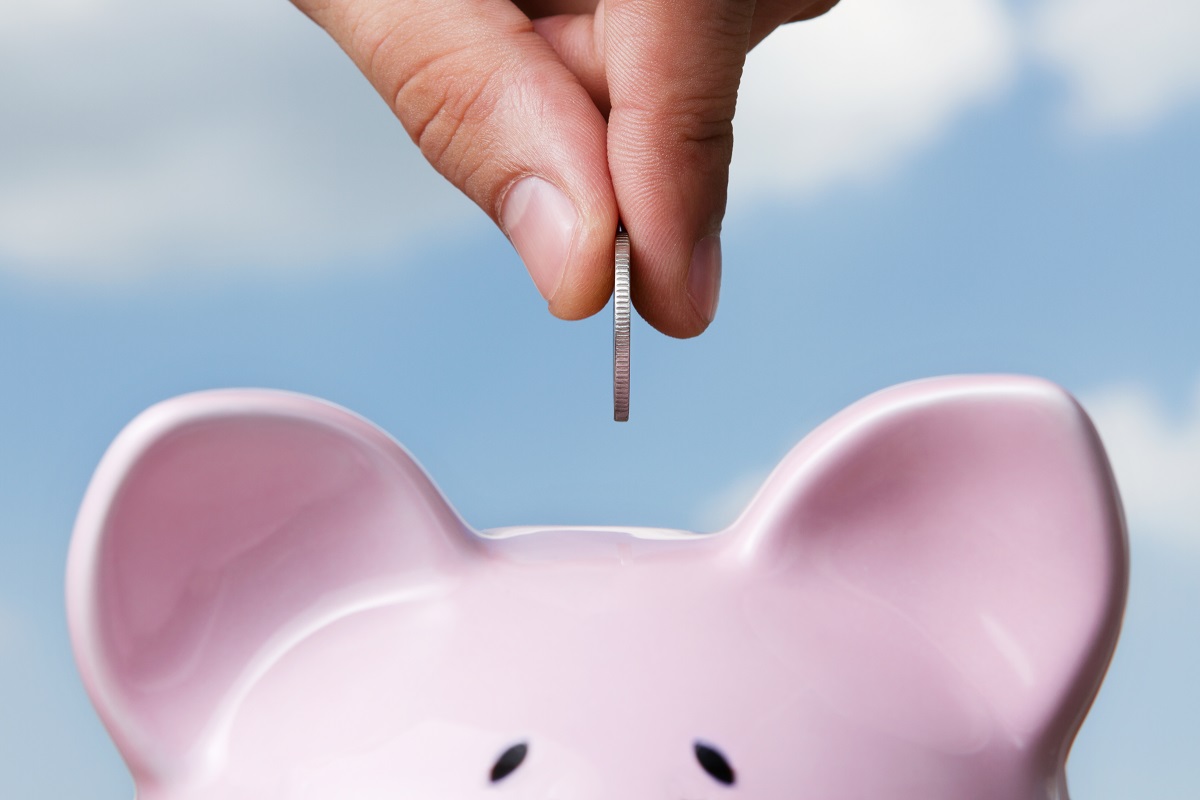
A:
67 375 1128 799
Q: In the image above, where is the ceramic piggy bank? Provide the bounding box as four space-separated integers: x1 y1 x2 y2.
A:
67 376 1127 800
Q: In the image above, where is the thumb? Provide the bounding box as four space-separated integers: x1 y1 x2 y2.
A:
295 0 618 319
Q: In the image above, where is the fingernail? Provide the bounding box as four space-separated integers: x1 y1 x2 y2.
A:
502 176 579 302
687 234 722 324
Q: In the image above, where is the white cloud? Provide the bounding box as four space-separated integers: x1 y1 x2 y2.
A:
1084 381 1200 554
1030 0 1200 133
0 0 1020 282
0 0 472 282
732 0 1017 198
6 0 1196 281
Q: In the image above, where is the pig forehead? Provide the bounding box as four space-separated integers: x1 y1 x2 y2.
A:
229 550 997 761
244 557 784 712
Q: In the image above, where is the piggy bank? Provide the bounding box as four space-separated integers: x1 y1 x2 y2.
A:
67 376 1127 800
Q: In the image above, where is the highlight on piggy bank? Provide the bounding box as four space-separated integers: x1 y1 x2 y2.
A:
66 375 1127 799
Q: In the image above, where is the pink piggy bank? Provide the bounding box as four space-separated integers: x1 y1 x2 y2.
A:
67 376 1127 800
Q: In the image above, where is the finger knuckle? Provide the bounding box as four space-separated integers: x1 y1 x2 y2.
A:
620 97 737 165
353 16 509 190
400 55 504 180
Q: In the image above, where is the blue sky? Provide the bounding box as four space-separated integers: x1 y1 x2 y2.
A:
1 0 1198 797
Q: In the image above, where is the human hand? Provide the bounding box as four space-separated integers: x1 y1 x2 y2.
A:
290 0 838 337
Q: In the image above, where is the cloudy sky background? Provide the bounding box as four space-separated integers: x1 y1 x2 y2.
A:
1 0 1198 796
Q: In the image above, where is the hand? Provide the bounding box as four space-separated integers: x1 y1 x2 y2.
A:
291 0 838 337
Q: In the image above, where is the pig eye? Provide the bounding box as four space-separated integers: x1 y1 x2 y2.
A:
694 741 735 786
490 742 528 783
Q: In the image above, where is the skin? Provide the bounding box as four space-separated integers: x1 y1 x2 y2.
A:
289 0 840 338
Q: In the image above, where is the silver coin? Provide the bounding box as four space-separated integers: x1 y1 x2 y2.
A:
613 229 631 422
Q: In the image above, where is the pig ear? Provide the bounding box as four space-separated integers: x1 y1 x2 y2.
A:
729 376 1127 753
67 390 476 782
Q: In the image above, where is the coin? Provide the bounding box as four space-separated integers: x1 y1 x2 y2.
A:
613 227 631 422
